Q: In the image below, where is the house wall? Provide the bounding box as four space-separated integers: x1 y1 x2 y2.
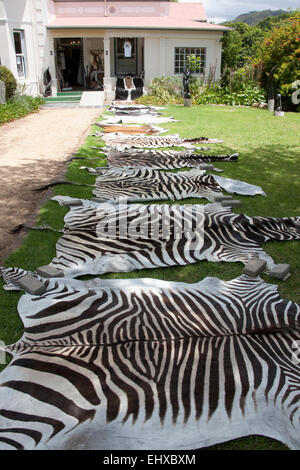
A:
0 0 224 99
0 0 37 94
0 0 56 96
144 36 160 83
49 27 223 98
144 30 223 87
102 28 222 78
103 28 223 87
0 16 11 71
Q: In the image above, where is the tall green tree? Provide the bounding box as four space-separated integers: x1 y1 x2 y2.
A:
254 11 300 101
221 22 265 70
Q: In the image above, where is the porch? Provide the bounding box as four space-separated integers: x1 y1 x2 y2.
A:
49 35 145 101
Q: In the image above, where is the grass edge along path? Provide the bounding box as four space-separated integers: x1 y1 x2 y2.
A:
1 104 299 450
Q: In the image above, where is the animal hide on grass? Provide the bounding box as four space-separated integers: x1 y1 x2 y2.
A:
90 168 266 202
98 134 223 151
0 273 299 450
35 197 300 278
103 149 238 170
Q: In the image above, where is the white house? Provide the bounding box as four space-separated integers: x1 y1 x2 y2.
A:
0 0 229 100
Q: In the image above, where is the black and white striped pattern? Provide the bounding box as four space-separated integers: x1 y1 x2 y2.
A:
100 134 223 151
0 274 299 450
47 197 300 278
0 267 39 291
108 104 164 114
91 168 265 203
102 149 238 170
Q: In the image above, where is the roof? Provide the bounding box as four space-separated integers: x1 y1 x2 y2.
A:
47 2 229 31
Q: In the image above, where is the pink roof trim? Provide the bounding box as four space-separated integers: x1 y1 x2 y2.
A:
168 3 207 21
47 3 229 31
47 16 228 31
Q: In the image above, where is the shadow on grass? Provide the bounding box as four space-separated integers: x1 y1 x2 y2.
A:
203 434 289 451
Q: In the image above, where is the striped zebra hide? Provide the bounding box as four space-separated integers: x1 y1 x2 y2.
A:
99 134 223 151
91 168 266 203
103 149 238 170
42 197 299 278
0 273 300 450
108 104 165 114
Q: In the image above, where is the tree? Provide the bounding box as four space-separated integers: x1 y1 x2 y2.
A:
221 22 264 70
254 11 300 103
221 28 243 69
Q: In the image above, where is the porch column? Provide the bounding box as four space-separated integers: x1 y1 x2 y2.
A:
103 37 115 101
103 37 111 79
48 35 57 96
159 37 167 76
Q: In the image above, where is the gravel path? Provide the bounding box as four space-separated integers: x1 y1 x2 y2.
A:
0 108 101 264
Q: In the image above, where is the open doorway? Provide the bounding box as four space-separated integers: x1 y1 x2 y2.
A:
55 38 85 90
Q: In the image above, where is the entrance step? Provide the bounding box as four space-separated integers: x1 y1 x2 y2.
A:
44 91 83 103
44 96 82 103
41 91 104 109
57 91 83 96
79 91 104 107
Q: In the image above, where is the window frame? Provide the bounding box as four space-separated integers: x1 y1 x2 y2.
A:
13 29 27 79
174 47 206 75
114 38 138 77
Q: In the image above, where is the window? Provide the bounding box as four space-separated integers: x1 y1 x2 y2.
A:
174 47 206 74
115 38 137 76
13 30 26 78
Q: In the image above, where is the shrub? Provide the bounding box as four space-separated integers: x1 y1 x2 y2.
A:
190 66 265 107
137 69 266 107
192 82 265 107
0 95 44 125
136 95 174 106
136 75 183 105
149 75 182 97
218 64 262 92
0 66 17 100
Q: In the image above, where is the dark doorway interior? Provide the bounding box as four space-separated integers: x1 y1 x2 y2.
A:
64 47 81 86
56 38 85 89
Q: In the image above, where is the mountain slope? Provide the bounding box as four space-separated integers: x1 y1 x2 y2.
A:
232 9 288 25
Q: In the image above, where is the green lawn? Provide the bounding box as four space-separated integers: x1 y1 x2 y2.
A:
1 104 299 450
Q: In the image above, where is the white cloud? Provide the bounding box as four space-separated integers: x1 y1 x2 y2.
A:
178 0 298 21
207 17 228 24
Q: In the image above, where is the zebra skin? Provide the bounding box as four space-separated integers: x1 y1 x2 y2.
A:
99 134 223 151
102 149 238 170
98 103 175 125
0 273 299 450
91 168 266 203
38 197 299 278
108 104 165 114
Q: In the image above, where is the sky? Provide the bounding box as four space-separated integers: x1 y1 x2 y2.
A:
177 0 299 23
